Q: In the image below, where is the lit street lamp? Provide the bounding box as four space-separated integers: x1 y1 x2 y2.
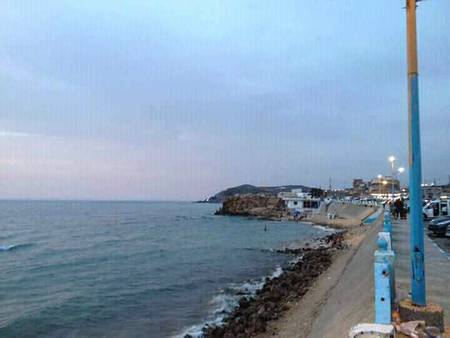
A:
377 174 383 197
388 155 396 165
382 180 388 200
388 156 396 198
398 167 405 198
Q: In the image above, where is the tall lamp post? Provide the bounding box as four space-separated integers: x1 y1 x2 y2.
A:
388 156 396 198
398 167 405 197
382 180 388 200
406 0 426 306
377 174 383 199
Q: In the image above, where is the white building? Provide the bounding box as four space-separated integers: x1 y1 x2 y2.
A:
278 189 322 215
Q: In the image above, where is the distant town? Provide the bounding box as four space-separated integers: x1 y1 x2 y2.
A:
204 176 450 204
330 176 450 201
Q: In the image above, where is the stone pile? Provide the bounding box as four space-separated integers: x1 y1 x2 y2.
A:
200 232 345 338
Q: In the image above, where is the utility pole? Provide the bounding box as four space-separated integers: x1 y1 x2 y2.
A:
406 0 426 306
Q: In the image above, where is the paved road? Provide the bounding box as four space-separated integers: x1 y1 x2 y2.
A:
391 219 450 325
425 227 450 256
303 216 449 337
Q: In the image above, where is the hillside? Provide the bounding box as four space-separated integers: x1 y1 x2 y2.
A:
200 184 311 203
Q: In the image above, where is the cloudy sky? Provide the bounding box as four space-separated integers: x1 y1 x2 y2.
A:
0 1 449 200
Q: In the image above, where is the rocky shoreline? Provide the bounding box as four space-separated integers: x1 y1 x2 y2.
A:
189 232 345 338
215 194 289 220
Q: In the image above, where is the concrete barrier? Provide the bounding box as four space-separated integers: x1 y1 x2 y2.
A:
310 201 378 228
374 211 396 324
374 233 395 324
348 210 397 337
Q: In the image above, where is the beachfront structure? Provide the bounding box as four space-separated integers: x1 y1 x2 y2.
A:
349 178 368 197
278 189 321 215
352 179 367 192
368 176 400 195
421 184 443 200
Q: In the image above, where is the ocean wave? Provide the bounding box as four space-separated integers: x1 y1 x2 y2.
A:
119 219 141 225
0 243 32 252
312 225 337 232
176 265 283 338
241 247 274 253
288 254 304 266
174 215 216 222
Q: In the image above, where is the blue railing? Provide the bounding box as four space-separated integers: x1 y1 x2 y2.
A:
374 208 396 324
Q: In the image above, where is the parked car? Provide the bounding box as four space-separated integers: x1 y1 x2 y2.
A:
427 216 450 237
423 199 449 220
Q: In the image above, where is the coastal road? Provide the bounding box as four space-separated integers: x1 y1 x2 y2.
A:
392 219 450 327
256 216 449 338
426 232 450 257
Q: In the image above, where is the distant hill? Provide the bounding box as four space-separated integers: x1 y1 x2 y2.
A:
199 184 312 203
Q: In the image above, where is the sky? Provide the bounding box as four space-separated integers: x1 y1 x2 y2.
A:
0 0 449 201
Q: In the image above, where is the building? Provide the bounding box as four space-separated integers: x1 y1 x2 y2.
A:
351 179 367 196
421 184 443 200
324 189 349 200
353 179 365 189
278 189 321 214
369 176 400 196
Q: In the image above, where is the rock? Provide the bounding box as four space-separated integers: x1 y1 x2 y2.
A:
238 297 250 309
203 238 340 337
215 194 288 219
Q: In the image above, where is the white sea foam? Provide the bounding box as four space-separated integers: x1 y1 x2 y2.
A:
0 243 30 252
271 265 283 278
176 265 284 338
288 254 304 266
312 225 336 232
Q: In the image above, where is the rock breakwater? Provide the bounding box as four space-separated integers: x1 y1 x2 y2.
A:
197 232 345 338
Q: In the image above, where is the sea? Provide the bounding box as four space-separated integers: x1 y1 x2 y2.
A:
0 201 328 338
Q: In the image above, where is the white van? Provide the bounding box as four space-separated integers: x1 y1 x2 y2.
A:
423 199 449 220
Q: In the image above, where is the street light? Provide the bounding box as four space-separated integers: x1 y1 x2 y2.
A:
398 167 405 198
382 180 388 200
388 156 396 198
377 175 383 198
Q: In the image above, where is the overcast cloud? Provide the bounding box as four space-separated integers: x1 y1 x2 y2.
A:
0 0 449 200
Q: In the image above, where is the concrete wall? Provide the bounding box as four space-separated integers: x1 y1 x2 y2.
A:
310 201 378 228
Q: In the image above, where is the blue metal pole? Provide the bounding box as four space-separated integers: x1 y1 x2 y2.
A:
406 0 426 306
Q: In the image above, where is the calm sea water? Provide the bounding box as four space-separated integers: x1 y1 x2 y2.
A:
0 201 325 338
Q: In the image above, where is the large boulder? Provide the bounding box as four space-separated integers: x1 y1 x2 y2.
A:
215 194 288 219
